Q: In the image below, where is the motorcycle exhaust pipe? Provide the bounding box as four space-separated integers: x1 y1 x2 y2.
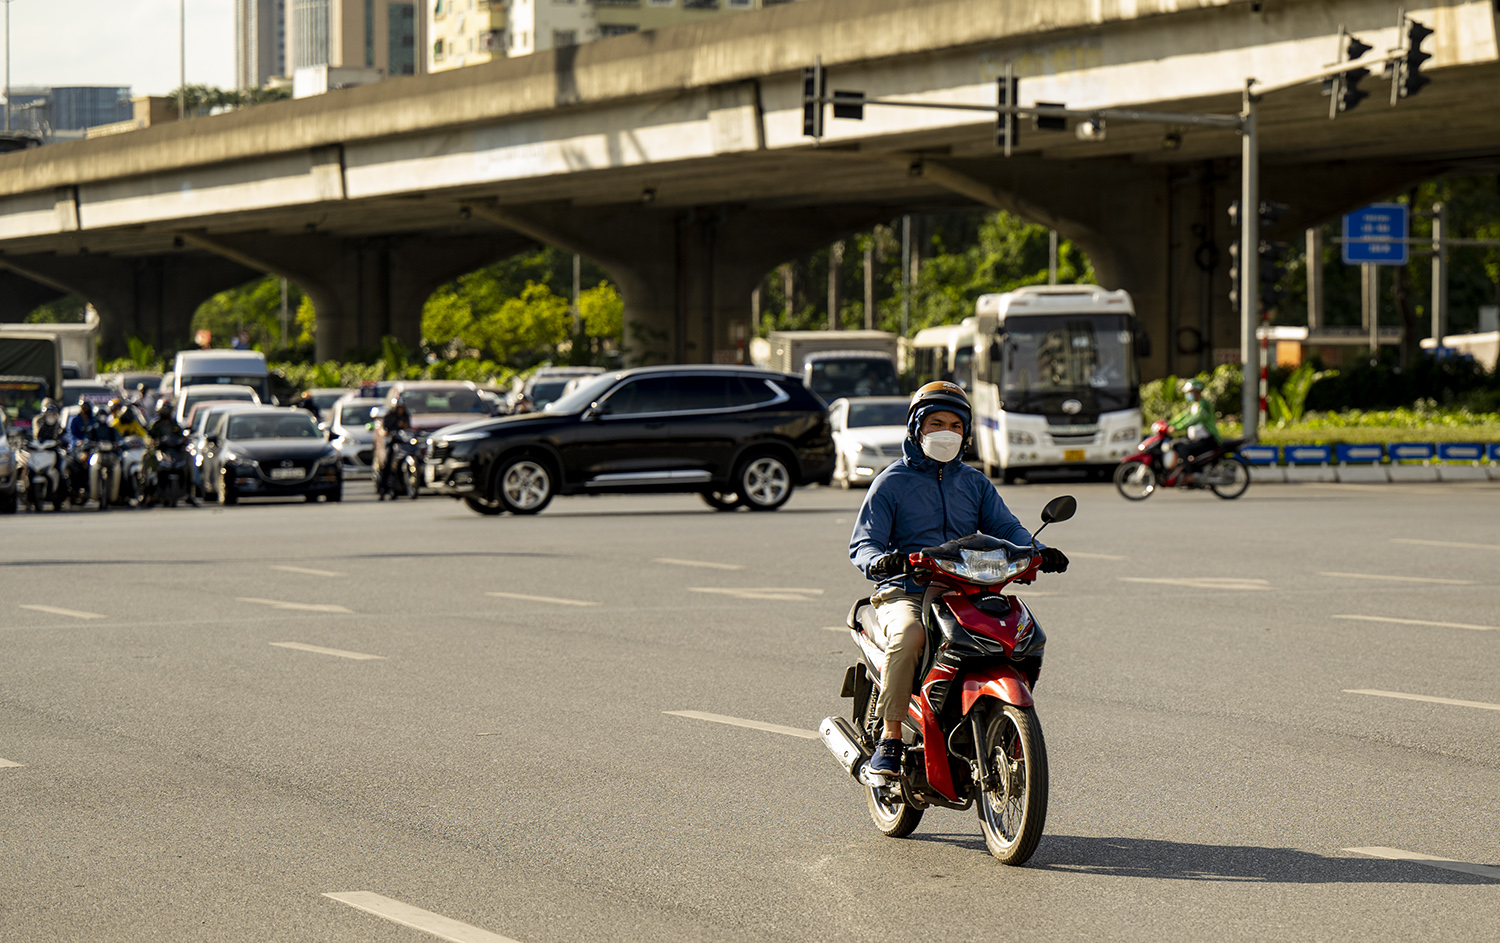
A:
819 716 871 777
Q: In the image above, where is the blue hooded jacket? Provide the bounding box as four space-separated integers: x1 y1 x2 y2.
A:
849 404 1038 596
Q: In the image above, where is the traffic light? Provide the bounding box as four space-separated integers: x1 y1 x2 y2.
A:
1325 33 1372 117
996 75 1019 150
802 64 825 138
1393 18 1434 101
1259 240 1290 313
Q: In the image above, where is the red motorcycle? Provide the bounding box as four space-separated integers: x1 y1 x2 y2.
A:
1112 420 1250 501
820 495 1074 865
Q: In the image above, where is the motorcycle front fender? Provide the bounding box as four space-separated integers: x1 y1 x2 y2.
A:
1117 452 1151 467
960 663 1035 714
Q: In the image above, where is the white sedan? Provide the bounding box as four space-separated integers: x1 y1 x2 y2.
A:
829 396 910 488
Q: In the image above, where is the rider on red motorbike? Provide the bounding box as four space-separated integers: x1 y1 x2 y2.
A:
1166 378 1221 481
848 381 1068 779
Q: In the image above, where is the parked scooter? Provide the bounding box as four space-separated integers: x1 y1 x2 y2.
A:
1112 420 1250 501
820 495 1076 865
19 436 67 512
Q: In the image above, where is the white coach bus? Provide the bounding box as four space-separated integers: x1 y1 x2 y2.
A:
969 286 1146 483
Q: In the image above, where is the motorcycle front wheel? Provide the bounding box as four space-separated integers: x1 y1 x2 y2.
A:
862 688 923 838
976 701 1048 866
1208 456 1251 500
1113 461 1157 501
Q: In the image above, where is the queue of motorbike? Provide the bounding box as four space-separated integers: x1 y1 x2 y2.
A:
820 495 1076 866
14 430 188 511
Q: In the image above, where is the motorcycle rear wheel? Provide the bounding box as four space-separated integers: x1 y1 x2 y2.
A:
1113 461 1157 501
975 701 1048 866
1208 456 1251 500
862 689 923 838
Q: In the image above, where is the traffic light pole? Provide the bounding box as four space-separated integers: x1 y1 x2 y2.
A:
1239 81 1262 439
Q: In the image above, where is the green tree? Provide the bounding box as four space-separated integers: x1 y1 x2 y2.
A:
25 294 88 323
191 275 306 356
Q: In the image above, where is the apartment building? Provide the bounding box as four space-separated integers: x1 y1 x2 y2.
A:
427 0 794 73
236 0 288 89
286 0 422 75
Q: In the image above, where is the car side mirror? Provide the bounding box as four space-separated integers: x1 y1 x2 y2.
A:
584 401 606 421
1039 494 1077 524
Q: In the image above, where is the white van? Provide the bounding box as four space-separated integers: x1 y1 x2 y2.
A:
172 350 272 405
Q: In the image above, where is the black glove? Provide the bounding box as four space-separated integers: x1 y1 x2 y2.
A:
1039 547 1069 573
869 551 908 581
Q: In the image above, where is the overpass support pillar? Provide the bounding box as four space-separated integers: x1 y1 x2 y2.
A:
184 231 536 362
479 202 898 365
0 252 261 360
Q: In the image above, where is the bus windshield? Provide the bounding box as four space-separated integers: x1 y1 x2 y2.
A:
993 314 1139 414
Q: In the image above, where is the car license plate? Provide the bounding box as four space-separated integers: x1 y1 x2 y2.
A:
270 467 302 480
1064 449 1086 462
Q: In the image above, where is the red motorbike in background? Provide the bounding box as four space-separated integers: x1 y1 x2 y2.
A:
1112 420 1250 501
820 495 1075 865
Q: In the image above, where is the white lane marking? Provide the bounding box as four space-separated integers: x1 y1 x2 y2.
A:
238 597 355 614
822 625 850 633
1069 551 1127 561
1320 571 1474 585
485 591 600 607
0 758 24 769
324 892 521 943
1345 847 1500 881
664 710 820 740
653 557 745 570
1118 577 1270 591
1343 689 1500 713
270 642 386 661
19 604 106 620
690 587 825 601
1392 538 1500 553
1333 614 1499 632
270 564 346 577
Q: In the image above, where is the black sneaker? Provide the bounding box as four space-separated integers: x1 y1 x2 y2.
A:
867 738 903 777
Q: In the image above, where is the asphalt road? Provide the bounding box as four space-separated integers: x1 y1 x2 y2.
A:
2 478 1498 942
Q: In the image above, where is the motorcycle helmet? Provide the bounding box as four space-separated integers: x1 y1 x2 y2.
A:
40 398 58 414
906 380 972 441
1181 378 1204 398
78 399 94 418
157 400 174 420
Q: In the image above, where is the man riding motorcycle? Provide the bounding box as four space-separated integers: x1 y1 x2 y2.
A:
1165 379 1221 481
63 399 100 495
32 398 64 443
108 398 150 440
848 381 1069 779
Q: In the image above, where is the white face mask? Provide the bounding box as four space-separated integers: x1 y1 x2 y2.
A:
920 430 963 463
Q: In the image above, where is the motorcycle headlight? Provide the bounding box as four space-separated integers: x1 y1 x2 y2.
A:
935 549 1033 585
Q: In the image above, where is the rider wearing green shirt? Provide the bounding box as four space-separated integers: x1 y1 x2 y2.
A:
1167 379 1220 476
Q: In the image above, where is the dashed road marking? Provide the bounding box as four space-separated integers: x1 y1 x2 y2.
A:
653 557 745 570
690 587 825 601
1069 551 1127 561
1333 614 1499 632
1320 571 1474 585
238 597 354 614
1392 537 1500 553
0 758 23 769
270 564 346 577
485 591 600 607
664 710 820 740
271 642 385 661
822 625 849 633
19 604 106 620
1118 577 1270 591
1343 689 1500 713
323 892 521 943
1345 847 1500 881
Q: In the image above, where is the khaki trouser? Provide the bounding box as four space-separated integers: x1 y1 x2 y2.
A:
872 590 925 726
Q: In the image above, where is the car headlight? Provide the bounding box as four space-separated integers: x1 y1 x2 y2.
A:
935 548 1034 585
1111 427 1139 442
1008 431 1036 445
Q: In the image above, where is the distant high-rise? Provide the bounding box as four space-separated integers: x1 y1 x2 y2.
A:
236 0 288 89
286 0 423 76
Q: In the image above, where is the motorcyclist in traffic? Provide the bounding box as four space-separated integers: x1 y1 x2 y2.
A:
144 400 182 483
64 399 100 494
108 398 150 440
848 381 1069 778
31 398 64 443
1165 379 1221 481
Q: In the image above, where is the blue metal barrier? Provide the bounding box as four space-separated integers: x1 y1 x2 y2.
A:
1285 445 1333 465
1436 443 1484 462
1239 445 1278 465
1490 443 1500 463
1388 442 1435 463
1334 443 1385 464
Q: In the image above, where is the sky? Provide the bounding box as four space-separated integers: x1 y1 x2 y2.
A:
5 0 235 98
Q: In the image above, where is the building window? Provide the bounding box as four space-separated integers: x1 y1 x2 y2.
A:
648 0 673 6
727 0 751 6
599 23 639 36
683 0 719 9
433 38 445 58
553 29 576 46
481 29 504 51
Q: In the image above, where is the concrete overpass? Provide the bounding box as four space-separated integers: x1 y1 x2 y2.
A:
1 0 1497 375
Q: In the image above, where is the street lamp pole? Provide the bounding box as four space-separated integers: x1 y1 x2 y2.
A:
3 0 13 133
178 0 185 120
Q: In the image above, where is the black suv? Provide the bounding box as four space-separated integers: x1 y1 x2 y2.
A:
424 365 834 516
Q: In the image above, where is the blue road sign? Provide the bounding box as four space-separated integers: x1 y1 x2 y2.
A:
1342 203 1409 265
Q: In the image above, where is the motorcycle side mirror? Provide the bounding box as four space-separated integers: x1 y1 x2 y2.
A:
1039 494 1077 525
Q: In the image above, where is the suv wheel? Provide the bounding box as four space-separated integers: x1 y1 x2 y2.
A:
496 456 554 515
737 454 792 512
